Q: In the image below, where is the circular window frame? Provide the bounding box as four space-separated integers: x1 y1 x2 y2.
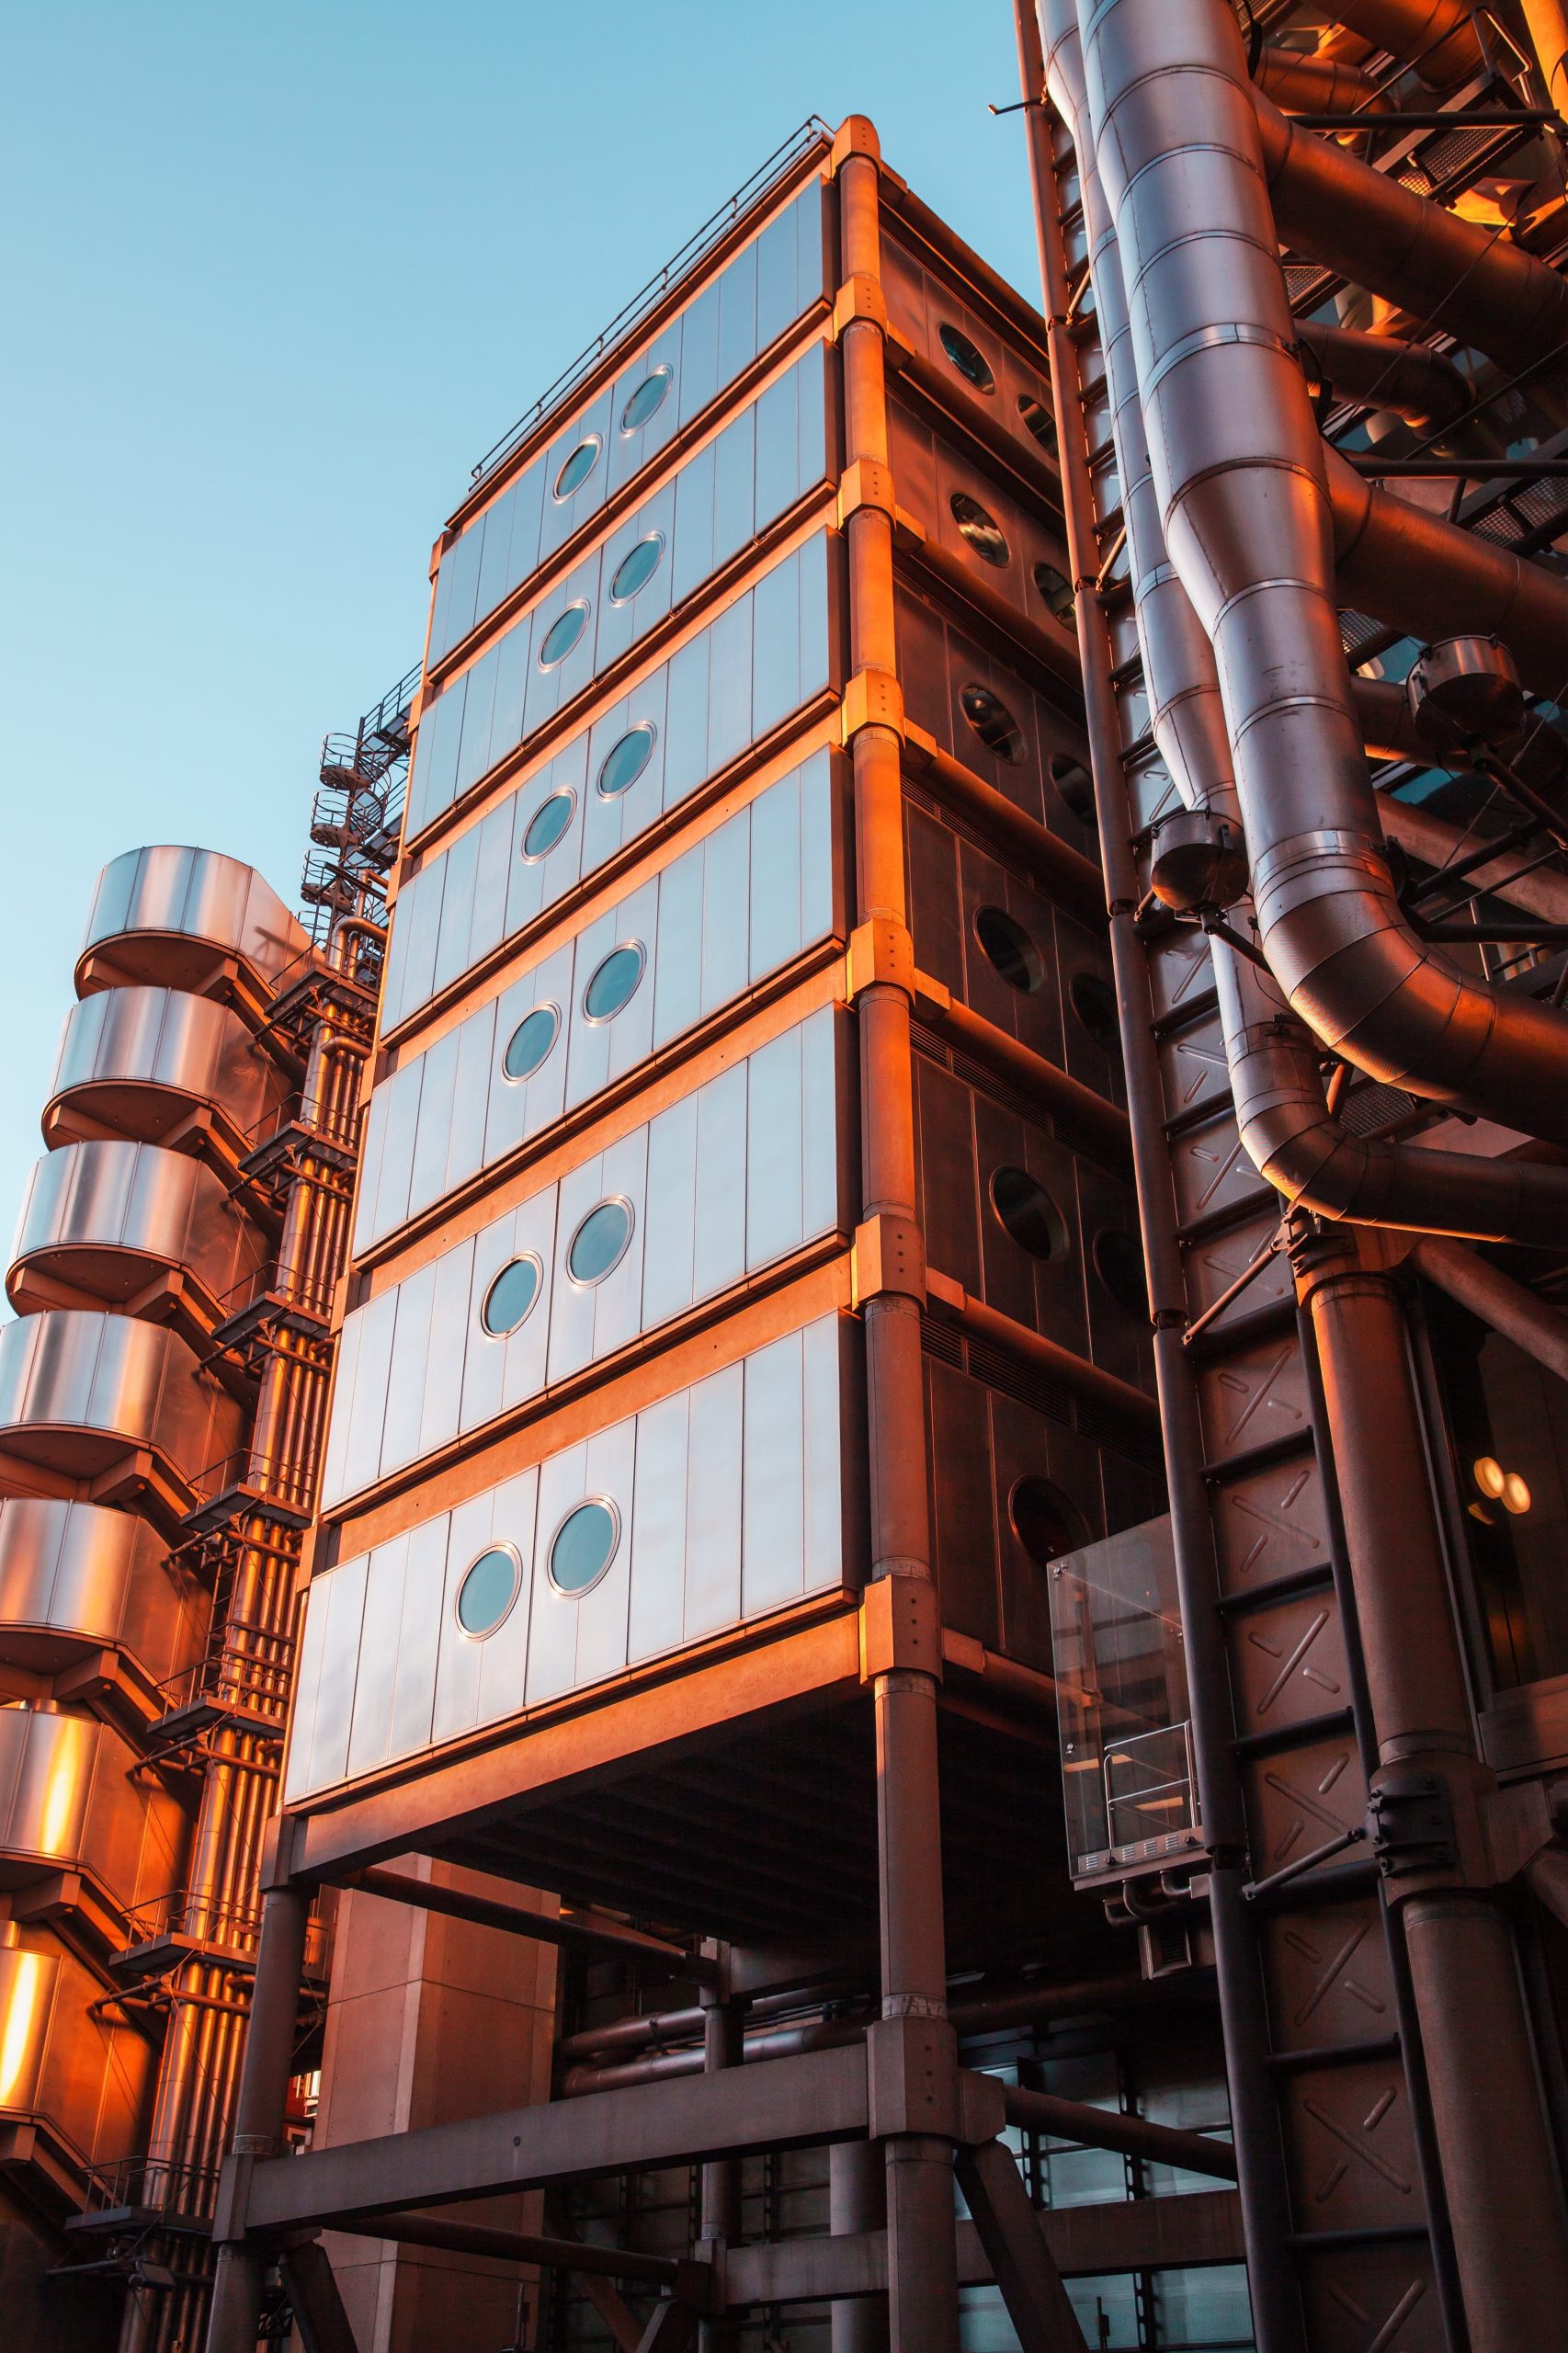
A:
938 322 996 394
959 681 1026 766
551 435 603 502
1006 1476 1086 1570
1069 971 1122 1060
1091 1229 1148 1319
565 1196 636 1289
537 600 590 672
518 787 577 863
453 1540 525 1640
973 904 1046 995
1017 393 1057 451
989 1165 1070 1263
581 939 646 1025
609 532 665 606
1050 753 1096 827
502 1002 561 1085
479 1253 544 1339
547 1495 623 1597
950 491 1010 567
619 366 673 435
597 722 657 800
1033 560 1075 624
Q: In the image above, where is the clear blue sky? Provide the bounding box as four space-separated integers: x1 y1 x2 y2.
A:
0 1 1039 1254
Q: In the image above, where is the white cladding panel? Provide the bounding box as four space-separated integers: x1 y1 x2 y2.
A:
383 538 833 1034
354 749 839 1256
323 1007 845 1508
407 343 831 840
288 1313 854 1800
426 177 827 671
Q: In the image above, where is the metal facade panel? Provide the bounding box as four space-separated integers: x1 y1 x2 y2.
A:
325 1014 845 1504
295 1313 854 1793
344 1532 410 1782
416 347 829 841
392 538 834 1029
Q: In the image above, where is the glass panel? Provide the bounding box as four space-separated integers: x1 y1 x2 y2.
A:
1049 1515 1199 1881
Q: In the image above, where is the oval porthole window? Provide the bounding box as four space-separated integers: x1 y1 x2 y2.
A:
1017 394 1057 453
939 322 995 394
1008 1476 1085 1569
538 602 589 670
609 533 665 605
582 941 645 1023
1070 972 1122 1061
520 788 575 860
552 436 602 500
598 722 655 799
951 492 1010 567
1093 1230 1148 1319
567 1199 633 1286
1034 561 1075 624
974 905 1045 995
960 681 1025 765
455 1543 522 1637
503 1004 560 1082
481 1255 542 1337
549 1499 620 1596
990 1165 1069 1262
1050 753 1096 826
620 366 673 432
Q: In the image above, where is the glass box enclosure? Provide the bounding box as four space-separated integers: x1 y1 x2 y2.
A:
1047 1515 1200 1885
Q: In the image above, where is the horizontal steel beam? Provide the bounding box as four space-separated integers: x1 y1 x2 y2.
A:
1000 2085 1239 2182
722 2189 1245 2304
241 2043 869 2234
340 2211 701 2295
335 1867 713 1981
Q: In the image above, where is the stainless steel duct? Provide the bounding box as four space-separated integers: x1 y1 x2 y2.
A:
1075 0 1568 1146
1251 47 1381 111
1298 318 1475 433
1323 0 1484 86
1252 84 1568 377
1326 444 1568 700
1049 0 1568 1235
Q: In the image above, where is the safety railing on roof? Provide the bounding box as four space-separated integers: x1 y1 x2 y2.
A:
467 117 834 493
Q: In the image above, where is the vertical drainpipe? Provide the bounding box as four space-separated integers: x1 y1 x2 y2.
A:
835 116 960 2353
1007 8 1305 2350
1296 1227 1568 2353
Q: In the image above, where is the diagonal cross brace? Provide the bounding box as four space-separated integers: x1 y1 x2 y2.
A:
954 2139 1088 2353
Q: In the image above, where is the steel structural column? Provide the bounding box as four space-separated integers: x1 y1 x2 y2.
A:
830 2141 890 2353
206 1882 312 2353
1301 1240 1568 2353
698 1972 743 2353
835 115 960 2353
1007 6 1305 2349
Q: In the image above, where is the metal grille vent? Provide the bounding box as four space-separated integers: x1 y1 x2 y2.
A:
911 1019 1052 1131
919 1316 1160 1468
1340 1081 1418 1135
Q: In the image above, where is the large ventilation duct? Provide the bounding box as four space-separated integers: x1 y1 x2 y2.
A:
1046 0 1568 1240
1326 445 1568 699
1298 319 1475 434
1252 85 1568 377
1323 0 1485 86
1075 0 1568 1145
1250 48 1382 111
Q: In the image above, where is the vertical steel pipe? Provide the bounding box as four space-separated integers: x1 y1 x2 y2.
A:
837 115 960 2353
1017 6 1305 2346
205 1882 311 2353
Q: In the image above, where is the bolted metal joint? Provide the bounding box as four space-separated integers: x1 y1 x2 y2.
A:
1369 1770 1458 1881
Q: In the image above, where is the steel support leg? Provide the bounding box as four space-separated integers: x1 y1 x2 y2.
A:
954 2139 1085 2353
830 2140 889 2353
1307 1252 1568 2353
204 1883 311 2353
698 1979 742 2353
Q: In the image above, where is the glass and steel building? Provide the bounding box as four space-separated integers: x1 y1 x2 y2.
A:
12 6 1568 2348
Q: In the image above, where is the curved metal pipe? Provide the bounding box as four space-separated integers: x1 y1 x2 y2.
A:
1252 85 1568 377
1299 320 1475 433
1322 0 1484 86
1326 444 1568 699
1078 0 1568 1146
1410 1233 1568 1376
1053 0 1568 1241
1252 46 1382 111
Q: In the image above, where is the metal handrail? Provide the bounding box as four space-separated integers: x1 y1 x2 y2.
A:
466 117 833 492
